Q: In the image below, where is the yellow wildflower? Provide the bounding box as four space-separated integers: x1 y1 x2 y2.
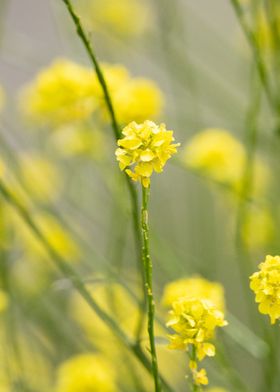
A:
116 120 179 187
113 78 163 124
183 128 269 197
19 59 97 126
250 255 280 324
75 0 151 37
162 276 225 312
242 207 274 251
167 297 227 359
19 59 164 128
192 367 208 386
55 353 117 392
183 128 245 185
18 153 61 202
98 64 164 124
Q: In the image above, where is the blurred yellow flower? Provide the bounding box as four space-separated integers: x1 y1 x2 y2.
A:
183 128 269 197
192 367 208 386
113 78 164 124
0 329 52 391
242 206 274 251
51 124 106 159
99 64 164 124
116 120 179 187
19 153 61 202
19 59 97 127
19 59 164 129
12 210 80 263
75 0 151 37
162 276 225 312
183 128 245 185
250 255 280 324
0 290 8 313
55 353 117 392
207 388 228 392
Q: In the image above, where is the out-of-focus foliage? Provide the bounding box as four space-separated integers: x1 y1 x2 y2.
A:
0 0 280 390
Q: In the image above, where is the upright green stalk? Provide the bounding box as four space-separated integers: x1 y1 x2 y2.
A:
61 0 146 340
229 0 275 110
189 346 201 392
141 184 161 392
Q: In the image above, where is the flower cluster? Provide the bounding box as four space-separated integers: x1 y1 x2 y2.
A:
162 276 225 312
167 297 227 386
250 255 280 324
182 128 269 197
20 59 98 126
116 120 179 187
55 353 117 392
19 59 163 129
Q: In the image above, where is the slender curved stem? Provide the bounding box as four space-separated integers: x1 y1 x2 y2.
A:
141 184 161 392
229 0 275 110
61 0 146 340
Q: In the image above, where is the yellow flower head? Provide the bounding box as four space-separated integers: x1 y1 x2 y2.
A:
75 0 151 37
113 78 164 124
55 353 117 392
183 128 269 197
98 64 164 124
19 59 97 127
250 255 280 324
167 297 227 360
242 207 274 251
183 128 245 185
116 120 179 187
162 276 225 312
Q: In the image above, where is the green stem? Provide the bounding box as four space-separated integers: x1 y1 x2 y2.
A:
141 184 161 392
229 0 275 110
189 346 201 392
62 0 119 139
61 0 146 340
